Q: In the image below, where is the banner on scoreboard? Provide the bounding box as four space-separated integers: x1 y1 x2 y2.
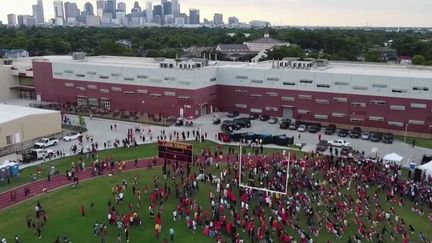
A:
158 140 193 162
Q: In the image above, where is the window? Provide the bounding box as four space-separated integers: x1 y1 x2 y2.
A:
352 86 368 90
99 75 109 79
151 79 162 83
297 109 310 114
76 87 86 91
87 85 97 89
136 89 148 94
370 100 386 105
150 94 162 97
54 72 63 76
77 97 87 106
236 75 248 80
124 77 135 81
281 96 295 101
266 92 278 97
298 94 312 100
390 105 405 111
6 135 13 145
178 96 191 100
210 77 217 82
64 83 74 88
124 91 135 95
350 118 364 123
250 108 262 113
88 98 98 107
410 103 427 109
235 90 248 94
251 79 263 84
316 84 330 88
351 102 366 108
332 113 346 118
409 120 425 125
299 79 313 84
99 89 109 94
235 104 247 109
267 77 279 81
75 74 85 78
265 107 278 111
164 91 176 97
164 77 176 81
137 75 147 79
111 87 122 92
87 71 97 75
101 99 111 110
111 73 121 77
335 81 349 86
369 116 384 122
413 86 429 91
314 114 328 120
392 89 407 93
64 70 73 74
178 81 191 85
388 121 404 127
250 94 263 98
315 99 329 104
333 97 348 103
372 84 387 88
283 82 296 86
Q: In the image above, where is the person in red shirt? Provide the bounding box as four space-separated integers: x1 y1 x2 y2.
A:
80 205 85 217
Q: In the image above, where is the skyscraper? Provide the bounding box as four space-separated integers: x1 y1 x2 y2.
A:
171 0 180 16
7 14 17 27
117 2 126 12
153 5 163 24
104 0 117 18
145 1 153 23
84 2 94 16
32 0 45 23
131 1 141 14
213 13 223 25
189 9 200 25
228 16 239 26
53 1 65 20
163 1 172 15
64 2 79 21
96 0 105 17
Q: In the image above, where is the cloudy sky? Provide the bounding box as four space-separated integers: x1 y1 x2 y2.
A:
0 0 431 27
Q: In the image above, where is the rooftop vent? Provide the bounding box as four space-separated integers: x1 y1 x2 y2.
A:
72 52 87 60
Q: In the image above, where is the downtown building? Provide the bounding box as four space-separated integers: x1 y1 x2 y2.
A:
31 55 432 136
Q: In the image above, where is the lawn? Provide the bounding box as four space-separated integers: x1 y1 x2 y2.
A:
0 140 290 193
0 161 431 243
395 135 432 149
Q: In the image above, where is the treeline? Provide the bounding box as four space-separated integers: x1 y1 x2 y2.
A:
0 26 431 64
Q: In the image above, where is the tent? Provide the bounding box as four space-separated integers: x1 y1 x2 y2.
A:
418 160 432 178
383 153 404 165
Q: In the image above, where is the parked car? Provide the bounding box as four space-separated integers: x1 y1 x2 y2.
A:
308 125 320 133
297 124 307 132
268 117 278 124
383 133 394 144
280 120 291 129
288 123 298 130
316 140 329 152
233 117 251 128
249 113 259 120
370 132 383 142
34 138 59 148
227 111 240 118
221 120 241 131
360 131 369 140
213 118 221 125
63 132 82 142
17 149 54 163
324 124 336 135
350 127 362 138
338 129 349 137
328 139 350 147
340 146 353 157
259 114 270 121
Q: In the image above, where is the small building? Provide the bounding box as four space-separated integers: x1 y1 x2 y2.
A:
243 26 290 53
215 44 250 60
399 56 413 65
1 49 29 59
0 104 62 148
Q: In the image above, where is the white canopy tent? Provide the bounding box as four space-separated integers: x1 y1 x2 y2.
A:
383 153 404 165
418 161 432 178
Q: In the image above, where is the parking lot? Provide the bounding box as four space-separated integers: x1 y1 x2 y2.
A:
1 111 431 169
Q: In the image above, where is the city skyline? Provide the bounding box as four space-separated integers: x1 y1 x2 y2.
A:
0 0 431 27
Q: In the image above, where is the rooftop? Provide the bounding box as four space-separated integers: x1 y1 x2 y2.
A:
245 37 286 44
0 104 59 124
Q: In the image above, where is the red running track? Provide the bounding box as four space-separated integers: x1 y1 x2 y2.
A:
0 154 241 211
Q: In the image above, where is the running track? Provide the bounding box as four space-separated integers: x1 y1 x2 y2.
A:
0 154 241 211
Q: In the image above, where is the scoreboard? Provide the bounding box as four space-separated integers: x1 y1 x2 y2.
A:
158 140 193 162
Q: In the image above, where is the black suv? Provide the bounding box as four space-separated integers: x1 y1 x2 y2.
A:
227 111 240 118
280 119 291 129
350 127 362 138
233 117 251 128
221 120 241 131
249 113 259 120
370 132 383 142
259 114 270 121
324 124 336 135
338 129 349 137
308 125 321 133
383 133 394 144
316 140 329 152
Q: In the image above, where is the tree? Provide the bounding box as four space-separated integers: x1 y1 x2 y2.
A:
412 55 426 65
365 50 380 62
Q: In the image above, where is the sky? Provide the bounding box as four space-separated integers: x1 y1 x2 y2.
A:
0 0 431 27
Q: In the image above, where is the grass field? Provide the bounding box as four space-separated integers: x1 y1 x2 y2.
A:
0 140 289 193
395 135 432 149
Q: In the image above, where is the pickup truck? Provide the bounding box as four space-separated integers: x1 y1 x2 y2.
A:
17 149 54 162
34 138 59 148
328 139 350 147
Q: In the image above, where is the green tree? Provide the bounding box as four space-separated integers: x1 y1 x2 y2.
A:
365 50 380 62
412 55 426 65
